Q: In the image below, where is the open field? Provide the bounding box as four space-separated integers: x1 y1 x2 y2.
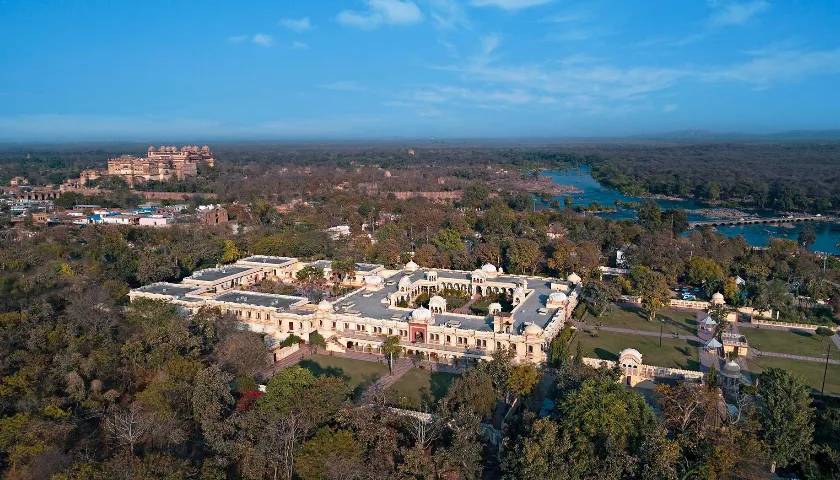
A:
741 327 839 359
583 305 698 336
748 356 840 396
575 329 700 370
386 368 459 410
297 354 388 395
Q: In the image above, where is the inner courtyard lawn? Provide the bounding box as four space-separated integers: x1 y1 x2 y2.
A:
748 356 840 396
741 327 839 359
386 368 459 410
575 329 701 370
584 305 698 336
297 354 389 394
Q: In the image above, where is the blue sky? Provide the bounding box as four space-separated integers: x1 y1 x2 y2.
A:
1 0 839 140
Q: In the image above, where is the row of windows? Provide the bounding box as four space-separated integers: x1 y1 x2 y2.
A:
231 309 535 354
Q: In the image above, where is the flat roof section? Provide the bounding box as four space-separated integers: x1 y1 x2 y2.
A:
186 265 254 282
134 282 200 297
309 260 383 272
214 290 308 309
341 268 564 331
239 255 297 266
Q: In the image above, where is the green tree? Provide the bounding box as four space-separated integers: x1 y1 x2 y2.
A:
686 256 725 297
381 335 401 374
294 428 363 480
221 239 241 264
506 239 542 275
630 266 670 321
637 200 662 231
756 368 814 469
507 364 540 399
192 365 235 456
330 258 356 283
581 279 619 317
309 331 326 352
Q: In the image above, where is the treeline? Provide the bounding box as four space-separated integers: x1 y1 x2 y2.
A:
576 142 840 212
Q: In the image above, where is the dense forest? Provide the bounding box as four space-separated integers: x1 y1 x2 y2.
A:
1 143 840 478
578 142 840 213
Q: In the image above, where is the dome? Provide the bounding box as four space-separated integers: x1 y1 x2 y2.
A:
317 300 333 312
405 260 419 272
398 276 412 288
411 306 432 321
523 323 543 335
488 302 502 313
722 360 741 376
481 263 497 273
429 295 446 307
567 272 582 284
711 292 725 305
618 348 643 365
549 291 568 303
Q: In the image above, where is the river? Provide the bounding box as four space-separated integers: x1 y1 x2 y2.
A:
543 167 840 254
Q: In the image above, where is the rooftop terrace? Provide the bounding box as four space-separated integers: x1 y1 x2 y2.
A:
185 265 254 283
213 291 308 310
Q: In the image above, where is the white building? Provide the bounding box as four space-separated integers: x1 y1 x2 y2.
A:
129 257 582 365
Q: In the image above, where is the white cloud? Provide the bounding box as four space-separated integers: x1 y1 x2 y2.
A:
291 41 309 50
279 17 312 32
337 0 423 29
708 1 769 27
228 34 274 47
470 0 552 11
429 0 470 30
251 33 274 47
706 48 840 87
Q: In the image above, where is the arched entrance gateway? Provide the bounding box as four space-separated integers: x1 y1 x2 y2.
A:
408 306 431 345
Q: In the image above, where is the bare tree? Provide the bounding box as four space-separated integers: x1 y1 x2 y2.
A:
410 415 440 451
104 404 155 456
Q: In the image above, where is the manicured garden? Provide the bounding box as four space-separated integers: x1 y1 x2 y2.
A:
470 293 513 315
386 368 459 410
583 304 698 336
575 329 701 370
741 327 839 359
748 356 840 396
297 354 389 394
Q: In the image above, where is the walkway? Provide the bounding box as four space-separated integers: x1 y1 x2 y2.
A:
361 358 414 403
753 349 840 365
570 319 700 342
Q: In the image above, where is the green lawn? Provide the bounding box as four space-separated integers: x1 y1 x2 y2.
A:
386 368 458 410
585 305 698 336
741 327 839 360
748 356 840 396
297 354 388 395
575 330 701 370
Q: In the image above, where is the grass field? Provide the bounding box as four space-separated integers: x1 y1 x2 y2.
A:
297 354 389 396
741 327 839 359
575 330 700 370
748 356 840 396
584 305 698 336
386 368 459 410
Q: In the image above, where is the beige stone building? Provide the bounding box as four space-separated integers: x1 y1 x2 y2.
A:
128 256 582 365
107 145 215 185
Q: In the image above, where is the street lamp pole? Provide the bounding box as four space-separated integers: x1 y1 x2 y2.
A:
659 323 663 348
821 342 832 395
